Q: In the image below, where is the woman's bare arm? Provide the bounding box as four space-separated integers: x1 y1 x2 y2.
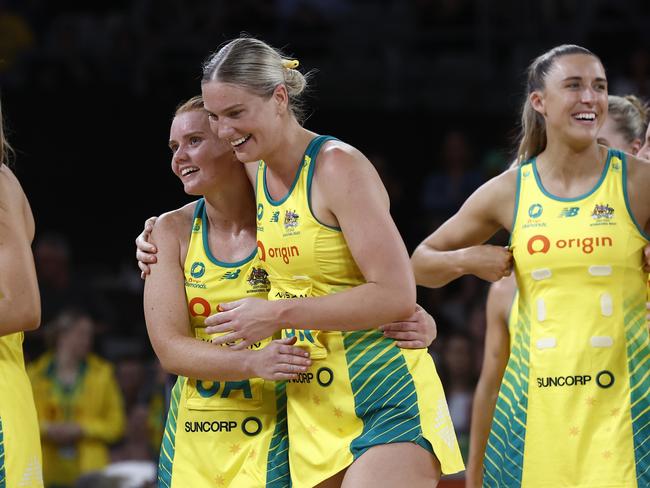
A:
0 166 40 335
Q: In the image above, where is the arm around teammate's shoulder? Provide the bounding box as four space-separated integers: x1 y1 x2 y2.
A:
0 166 40 335
411 168 518 288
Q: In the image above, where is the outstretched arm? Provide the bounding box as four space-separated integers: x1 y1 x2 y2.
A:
411 169 517 288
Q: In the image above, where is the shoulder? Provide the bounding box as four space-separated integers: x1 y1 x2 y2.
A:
625 152 650 180
483 165 519 197
460 164 519 207
318 139 369 169
151 201 197 240
243 161 260 189
314 139 381 188
462 165 518 228
313 140 388 211
623 153 650 205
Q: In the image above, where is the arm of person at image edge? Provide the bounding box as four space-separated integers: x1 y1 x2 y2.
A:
142 207 311 381
137 219 437 350
0 164 40 335
627 153 650 314
465 277 514 488
204 141 418 348
411 166 519 289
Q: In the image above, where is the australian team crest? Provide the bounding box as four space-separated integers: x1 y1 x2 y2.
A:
592 203 614 220
284 210 300 230
247 267 270 288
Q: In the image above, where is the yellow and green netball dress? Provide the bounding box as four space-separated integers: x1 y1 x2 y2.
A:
0 332 43 488
158 198 288 488
256 135 464 488
484 149 650 487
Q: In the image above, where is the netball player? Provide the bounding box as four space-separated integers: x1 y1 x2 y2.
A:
466 93 650 487
412 44 650 487
198 37 463 488
144 96 311 487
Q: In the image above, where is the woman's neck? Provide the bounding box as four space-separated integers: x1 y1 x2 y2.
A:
203 163 256 234
263 122 316 183
535 141 606 197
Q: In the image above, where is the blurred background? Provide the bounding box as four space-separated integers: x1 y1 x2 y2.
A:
3 0 650 485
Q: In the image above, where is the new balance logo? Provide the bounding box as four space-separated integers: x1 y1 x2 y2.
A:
559 207 580 217
221 269 241 280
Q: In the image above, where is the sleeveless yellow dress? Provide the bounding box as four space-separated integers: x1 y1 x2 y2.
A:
256 135 464 487
484 150 650 487
158 199 289 487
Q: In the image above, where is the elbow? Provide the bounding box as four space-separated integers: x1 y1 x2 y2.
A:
412 266 431 289
148 339 177 374
24 308 41 331
1 307 41 334
155 344 189 377
19 292 41 331
411 247 436 288
395 302 415 322
392 283 416 321
411 255 449 289
410 247 425 275
157 352 182 376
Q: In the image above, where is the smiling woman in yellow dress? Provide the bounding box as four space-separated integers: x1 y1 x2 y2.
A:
465 93 650 488
199 37 464 488
412 44 650 487
143 96 315 487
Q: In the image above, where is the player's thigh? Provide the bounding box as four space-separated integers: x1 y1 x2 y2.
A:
342 442 441 488
313 468 346 488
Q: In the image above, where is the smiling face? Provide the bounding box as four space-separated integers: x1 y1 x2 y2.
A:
201 81 288 163
530 53 608 150
168 109 237 195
